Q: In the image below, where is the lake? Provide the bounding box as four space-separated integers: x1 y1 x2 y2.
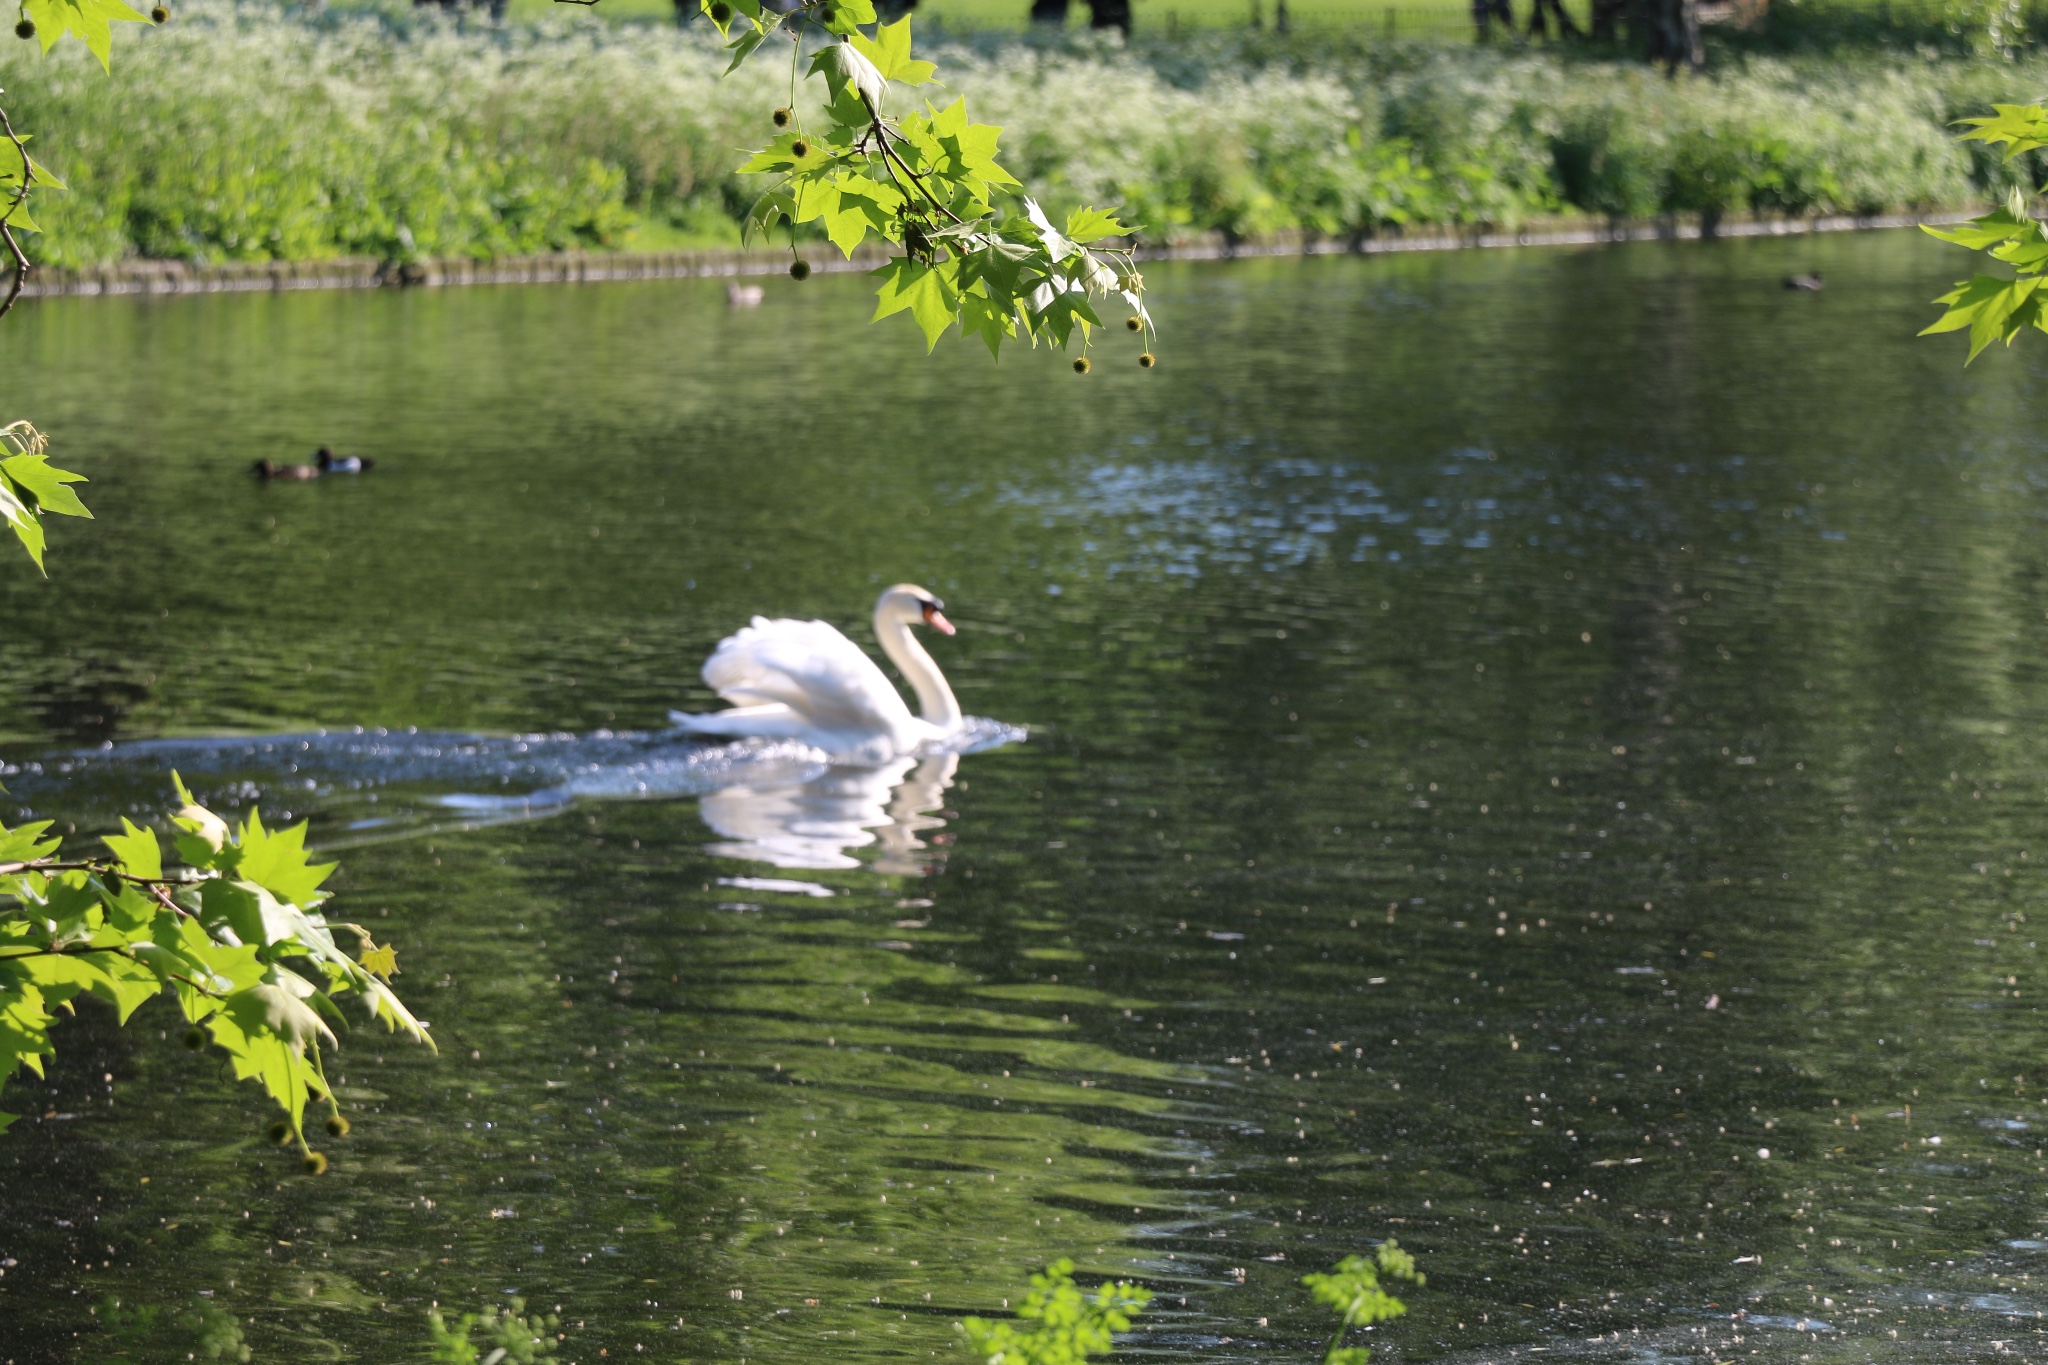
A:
2 229 2046 1363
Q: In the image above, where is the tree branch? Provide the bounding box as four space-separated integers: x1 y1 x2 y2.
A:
0 93 36 321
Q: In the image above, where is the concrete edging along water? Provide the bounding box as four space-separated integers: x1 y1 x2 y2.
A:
14 209 1973 299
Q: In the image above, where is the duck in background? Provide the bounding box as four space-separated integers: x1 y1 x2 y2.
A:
315 446 374 474
252 457 320 481
1782 271 1824 292
726 282 765 308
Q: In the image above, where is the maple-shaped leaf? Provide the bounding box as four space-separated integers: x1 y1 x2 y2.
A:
1955 103 2048 161
850 16 935 87
871 257 958 351
358 941 398 981
0 455 89 518
23 0 147 72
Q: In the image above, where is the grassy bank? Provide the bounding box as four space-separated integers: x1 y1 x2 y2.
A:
8 2 2046 267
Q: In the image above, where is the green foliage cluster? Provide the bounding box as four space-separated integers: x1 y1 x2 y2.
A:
0 775 429 1152
428 1297 563 1364
1921 103 2048 360
708 1 1149 354
959 1258 1152 1364
0 420 88 571
1301 1240 1423 1365
3 7 2046 273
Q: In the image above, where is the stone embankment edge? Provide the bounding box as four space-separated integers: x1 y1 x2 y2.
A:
15 211 1972 299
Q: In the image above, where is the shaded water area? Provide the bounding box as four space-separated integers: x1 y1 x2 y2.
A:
4 231 2048 1362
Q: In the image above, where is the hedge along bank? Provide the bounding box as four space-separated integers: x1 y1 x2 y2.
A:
5 3 2048 268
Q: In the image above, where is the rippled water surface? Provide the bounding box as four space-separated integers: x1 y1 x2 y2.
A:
6 232 2048 1362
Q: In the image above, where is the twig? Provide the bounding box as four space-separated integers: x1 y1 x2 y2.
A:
0 94 35 321
0 858 190 887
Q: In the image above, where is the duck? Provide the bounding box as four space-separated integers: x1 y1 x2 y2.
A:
670 584 964 764
315 447 374 474
726 282 765 308
1782 272 1824 292
252 458 320 481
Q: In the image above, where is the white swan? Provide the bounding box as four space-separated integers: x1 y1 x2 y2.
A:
670 584 963 763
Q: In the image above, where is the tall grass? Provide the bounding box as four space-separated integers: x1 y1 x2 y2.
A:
6 2 2046 266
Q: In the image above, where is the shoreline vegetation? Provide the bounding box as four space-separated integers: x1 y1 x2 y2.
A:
14 207 1971 297
8 0 2048 273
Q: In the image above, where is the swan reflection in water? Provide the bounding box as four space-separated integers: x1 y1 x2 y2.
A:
699 751 959 873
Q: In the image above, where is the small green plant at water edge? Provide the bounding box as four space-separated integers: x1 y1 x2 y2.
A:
428 1297 563 1364
0 775 430 1153
1301 1240 1423 1365
958 1257 1152 1364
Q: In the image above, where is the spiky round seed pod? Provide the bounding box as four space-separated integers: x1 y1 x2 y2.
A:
1125 316 1142 332
789 139 809 159
182 1026 205 1051
789 260 811 281
708 0 732 20
772 107 791 128
1073 357 1092 375
325 1114 351 1138
13 18 32 39
303 1151 329 1176
149 5 166 21
1139 352 1157 368
267 1120 292 1146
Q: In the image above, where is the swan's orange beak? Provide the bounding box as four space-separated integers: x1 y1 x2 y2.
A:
922 603 956 635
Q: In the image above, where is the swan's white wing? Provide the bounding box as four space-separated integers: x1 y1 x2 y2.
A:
702 617 912 735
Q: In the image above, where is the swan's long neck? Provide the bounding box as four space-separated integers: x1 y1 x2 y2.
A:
876 610 962 732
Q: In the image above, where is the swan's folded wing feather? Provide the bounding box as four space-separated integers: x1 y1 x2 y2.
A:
703 618 909 733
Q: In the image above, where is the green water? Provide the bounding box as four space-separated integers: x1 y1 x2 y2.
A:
4 231 2048 1363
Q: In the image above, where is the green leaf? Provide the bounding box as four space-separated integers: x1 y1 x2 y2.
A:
821 173 903 256
1955 103 2048 161
0 818 60 865
958 287 1016 359
819 0 875 33
743 188 795 245
1921 272 2046 361
738 132 831 178
0 471 46 572
724 24 768 76
358 941 397 980
22 0 147 71
809 40 886 111
103 817 161 880
849 16 935 87
871 257 956 351
1064 206 1129 245
235 809 335 909
1922 207 2037 253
